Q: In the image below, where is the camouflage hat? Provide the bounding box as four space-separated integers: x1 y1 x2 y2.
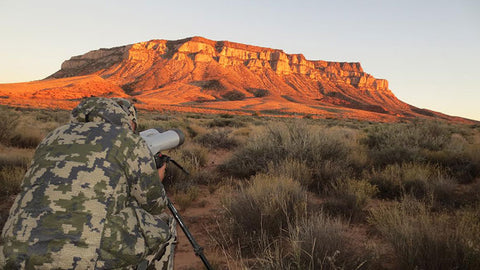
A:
70 97 137 131
112 97 138 126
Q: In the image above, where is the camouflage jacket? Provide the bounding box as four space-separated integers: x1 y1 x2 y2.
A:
1 98 174 269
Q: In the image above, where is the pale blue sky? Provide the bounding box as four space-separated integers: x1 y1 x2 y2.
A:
0 0 479 120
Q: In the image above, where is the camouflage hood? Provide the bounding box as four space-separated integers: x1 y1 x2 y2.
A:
70 97 137 131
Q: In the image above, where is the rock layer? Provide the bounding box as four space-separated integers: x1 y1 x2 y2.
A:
1 36 472 123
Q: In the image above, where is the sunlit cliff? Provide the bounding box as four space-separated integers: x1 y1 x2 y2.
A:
0 36 472 123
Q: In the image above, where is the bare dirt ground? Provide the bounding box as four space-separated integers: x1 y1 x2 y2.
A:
172 149 236 270
171 185 227 270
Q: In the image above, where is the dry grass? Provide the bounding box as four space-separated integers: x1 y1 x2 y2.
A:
173 186 199 210
0 106 20 145
220 121 358 193
368 197 480 270
324 179 378 221
366 163 457 206
0 166 25 197
222 173 307 254
1 106 480 270
195 128 239 149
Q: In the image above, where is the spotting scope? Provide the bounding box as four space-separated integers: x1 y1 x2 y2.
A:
140 128 185 154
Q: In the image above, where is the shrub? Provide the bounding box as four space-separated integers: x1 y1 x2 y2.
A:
0 107 20 145
257 211 369 269
363 122 480 184
362 121 451 166
366 163 456 205
184 123 207 138
179 144 209 167
173 186 199 210
10 129 44 149
267 158 313 188
220 122 356 193
207 118 246 128
289 212 369 270
0 166 26 197
34 110 70 124
424 145 480 184
246 88 270 98
0 153 31 169
325 179 378 220
195 129 239 149
221 90 246 101
163 148 201 192
223 174 307 254
368 197 480 270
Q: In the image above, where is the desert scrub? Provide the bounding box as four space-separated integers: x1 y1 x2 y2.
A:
366 163 456 204
0 166 25 197
34 109 70 124
255 211 369 270
0 151 32 169
222 173 307 254
362 120 452 166
324 179 378 221
195 128 239 149
220 121 358 192
179 143 209 167
163 147 201 192
424 144 480 184
288 212 368 270
184 123 207 138
9 128 44 148
163 144 218 191
267 158 314 188
363 121 480 183
0 106 20 145
0 150 32 197
207 117 246 128
368 197 480 270
173 186 199 210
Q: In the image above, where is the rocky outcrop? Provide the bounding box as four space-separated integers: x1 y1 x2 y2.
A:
44 36 423 119
50 37 389 92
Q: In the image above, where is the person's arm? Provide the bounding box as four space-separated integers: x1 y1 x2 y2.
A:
122 133 168 215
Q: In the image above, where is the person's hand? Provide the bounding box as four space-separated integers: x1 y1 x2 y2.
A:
158 163 167 182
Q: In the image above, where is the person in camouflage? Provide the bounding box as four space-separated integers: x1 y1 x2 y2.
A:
0 97 176 269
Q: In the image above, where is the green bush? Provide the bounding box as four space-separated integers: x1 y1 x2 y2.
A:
220 122 357 193
223 173 307 254
368 197 480 270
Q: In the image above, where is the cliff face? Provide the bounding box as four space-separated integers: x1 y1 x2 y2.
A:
5 36 464 122
46 36 413 119
51 37 388 92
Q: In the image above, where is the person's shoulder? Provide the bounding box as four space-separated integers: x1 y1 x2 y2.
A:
110 126 146 150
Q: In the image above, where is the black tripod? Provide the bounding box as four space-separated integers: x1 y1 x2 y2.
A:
163 156 213 270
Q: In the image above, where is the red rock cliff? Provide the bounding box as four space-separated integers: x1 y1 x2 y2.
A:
17 36 464 122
